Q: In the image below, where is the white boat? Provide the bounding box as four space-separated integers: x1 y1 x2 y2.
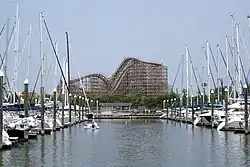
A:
217 100 248 131
193 109 225 126
3 129 12 147
84 120 100 129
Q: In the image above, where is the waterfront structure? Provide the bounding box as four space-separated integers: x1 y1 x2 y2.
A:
99 102 132 113
68 57 168 97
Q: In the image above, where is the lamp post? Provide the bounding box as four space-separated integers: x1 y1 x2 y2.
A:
163 100 166 110
201 92 204 110
86 98 89 115
96 100 99 118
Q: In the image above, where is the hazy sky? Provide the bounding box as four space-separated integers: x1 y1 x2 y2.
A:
1 0 250 93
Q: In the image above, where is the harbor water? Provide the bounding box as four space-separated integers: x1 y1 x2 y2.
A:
1 119 250 167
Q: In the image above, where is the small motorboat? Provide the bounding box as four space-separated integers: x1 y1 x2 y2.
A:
84 119 100 129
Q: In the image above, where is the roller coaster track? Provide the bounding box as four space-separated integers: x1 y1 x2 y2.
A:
69 58 163 94
70 73 111 89
111 57 162 81
110 58 162 94
111 64 134 94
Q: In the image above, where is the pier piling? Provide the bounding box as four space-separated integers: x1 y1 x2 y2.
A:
61 91 65 128
180 98 182 120
82 97 84 120
191 95 194 122
40 86 45 135
170 99 173 119
0 71 4 149
24 79 29 117
74 95 77 123
53 89 56 131
225 88 228 130
174 98 177 119
185 96 188 122
69 93 72 125
79 96 81 122
244 84 248 134
166 100 169 119
211 90 214 128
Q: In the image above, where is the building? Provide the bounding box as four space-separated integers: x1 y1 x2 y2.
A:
99 102 132 113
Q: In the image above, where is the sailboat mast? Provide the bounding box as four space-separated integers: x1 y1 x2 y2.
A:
13 0 19 103
62 56 66 105
181 54 184 96
217 45 220 102
66 32 71 123
40 12 44 92
202 65 205 105
230 15 236 101
55 41 58 89
4 18 9 99
54 41 58 100
206 41 211 103
247 15 250 67
40 12 45 135
27 24 32 82
236 23 241 93
226 36 230 100
185 46 189 120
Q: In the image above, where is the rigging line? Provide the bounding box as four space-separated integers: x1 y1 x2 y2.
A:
239 33 250 82
239 55 248 85
171 57 183 93
43 18 69 92
0 24 15 69
0 53 10 88
218 46 234 86
30 66 41 102
203 48 216 88
209 45 218 73
227 40 243 88
188 50 201 95
0 20 7 39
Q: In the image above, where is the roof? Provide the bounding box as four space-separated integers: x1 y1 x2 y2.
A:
99 102 132 107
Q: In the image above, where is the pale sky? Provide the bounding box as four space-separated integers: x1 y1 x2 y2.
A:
1 0 250 94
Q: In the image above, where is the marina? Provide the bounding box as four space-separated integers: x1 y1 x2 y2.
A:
1 0 250 166
0 119 248 167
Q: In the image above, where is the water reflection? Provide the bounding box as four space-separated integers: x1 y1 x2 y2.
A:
40 136 45 167
52 132 57 167
210 129 215 165
66 127 72 166
0 150 3 167
3 120 250 167
60 129 65 167
243 136 250 167
224 132 229 166
23 142 30 167
191 125 195 140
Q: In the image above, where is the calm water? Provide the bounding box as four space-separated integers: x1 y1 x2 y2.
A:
0 119 250 167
